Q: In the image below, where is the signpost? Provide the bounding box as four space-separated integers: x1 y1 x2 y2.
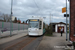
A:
10 0 13 37
66 0 68 41
62 0 68 41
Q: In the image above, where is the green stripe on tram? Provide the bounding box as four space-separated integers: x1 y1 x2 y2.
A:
43 29 46 33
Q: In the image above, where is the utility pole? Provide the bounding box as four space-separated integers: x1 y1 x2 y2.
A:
50 13 51 25
49 13 51 29
52 14 53 32
52 14 53 23
50 13 52 34
49 13 51 27
10 0 13 37
66 0 68 41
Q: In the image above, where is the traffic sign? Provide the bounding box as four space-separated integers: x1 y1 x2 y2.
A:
62 7 66 13
64 14 69 17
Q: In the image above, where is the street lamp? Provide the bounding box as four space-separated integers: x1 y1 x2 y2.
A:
66 0 68 41
10 0 13 36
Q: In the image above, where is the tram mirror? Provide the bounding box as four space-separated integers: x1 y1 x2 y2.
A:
40 21 42 25
39 28 41 29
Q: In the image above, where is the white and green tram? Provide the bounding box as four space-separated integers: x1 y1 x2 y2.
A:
28 17 44 36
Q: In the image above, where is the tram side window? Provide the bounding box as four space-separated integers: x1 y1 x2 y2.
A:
39 21 42 29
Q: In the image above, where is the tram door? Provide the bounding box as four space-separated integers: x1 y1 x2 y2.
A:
39 21 43 35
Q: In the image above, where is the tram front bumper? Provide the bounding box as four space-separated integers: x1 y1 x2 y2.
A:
28 32 39 36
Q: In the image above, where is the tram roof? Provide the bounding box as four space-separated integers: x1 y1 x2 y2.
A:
29 16 43 19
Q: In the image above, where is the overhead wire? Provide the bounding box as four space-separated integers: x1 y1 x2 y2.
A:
32 0 39 10
32 0 41 16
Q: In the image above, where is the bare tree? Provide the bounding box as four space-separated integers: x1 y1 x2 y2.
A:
0 12 10 22
1 14 10 22
2 14 6 22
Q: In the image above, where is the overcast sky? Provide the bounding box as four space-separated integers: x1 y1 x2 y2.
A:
0 0 69 25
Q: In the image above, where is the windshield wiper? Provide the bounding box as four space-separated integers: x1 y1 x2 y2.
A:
34 24 38 28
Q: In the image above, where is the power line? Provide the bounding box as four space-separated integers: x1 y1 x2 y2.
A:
32 0 42 16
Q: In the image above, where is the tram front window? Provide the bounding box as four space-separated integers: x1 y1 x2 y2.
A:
29 22 39 28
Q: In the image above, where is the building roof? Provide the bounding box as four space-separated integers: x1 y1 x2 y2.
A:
49 22 67 25
17 20 21 23
56 22 66 25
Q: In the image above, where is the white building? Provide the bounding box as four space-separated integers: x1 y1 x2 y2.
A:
12 16 15 21
50 22 68 33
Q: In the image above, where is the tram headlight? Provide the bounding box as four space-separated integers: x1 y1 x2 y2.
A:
35 29 37 30
35 29 38 30
28 28 31 30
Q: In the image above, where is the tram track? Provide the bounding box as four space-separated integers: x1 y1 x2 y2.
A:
4 37 37 50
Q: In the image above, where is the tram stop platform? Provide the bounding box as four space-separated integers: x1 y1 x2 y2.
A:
36 33 74 50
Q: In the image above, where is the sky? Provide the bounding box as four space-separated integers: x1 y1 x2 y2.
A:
0 0 69 25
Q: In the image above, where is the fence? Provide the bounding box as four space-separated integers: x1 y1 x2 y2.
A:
0 21 28 31
0 21 28 37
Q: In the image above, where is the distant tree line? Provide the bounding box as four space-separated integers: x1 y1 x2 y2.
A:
0 13 10 22
0 12 26 24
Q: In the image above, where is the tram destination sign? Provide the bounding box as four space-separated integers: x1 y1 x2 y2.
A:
30 19 39 21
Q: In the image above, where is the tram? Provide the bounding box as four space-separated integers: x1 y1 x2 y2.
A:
28 17 45 36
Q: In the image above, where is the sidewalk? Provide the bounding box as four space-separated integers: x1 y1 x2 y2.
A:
36 33 73 50
0 30 28 44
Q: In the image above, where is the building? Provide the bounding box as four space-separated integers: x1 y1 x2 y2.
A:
12 16 15 21
17 20 21 23
70 0 75 41
49 22 69 33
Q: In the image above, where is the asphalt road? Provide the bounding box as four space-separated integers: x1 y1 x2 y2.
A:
0 21 28 31
0 36 43 50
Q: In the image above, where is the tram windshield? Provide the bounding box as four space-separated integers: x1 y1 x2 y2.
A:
29 21 39 28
